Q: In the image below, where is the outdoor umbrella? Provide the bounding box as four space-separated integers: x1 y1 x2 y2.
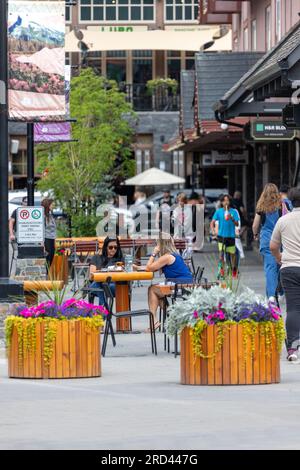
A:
124 168 185 186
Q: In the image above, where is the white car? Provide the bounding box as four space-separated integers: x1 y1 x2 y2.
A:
8 190 64 218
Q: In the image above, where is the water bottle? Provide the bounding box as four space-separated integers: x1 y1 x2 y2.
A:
125 254 133 272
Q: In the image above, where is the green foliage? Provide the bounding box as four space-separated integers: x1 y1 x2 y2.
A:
37 68 136 236
146 78 178 95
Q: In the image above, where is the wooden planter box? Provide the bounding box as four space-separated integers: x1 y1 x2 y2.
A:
49 254 69 285
180 325 280 385
8 320 101 379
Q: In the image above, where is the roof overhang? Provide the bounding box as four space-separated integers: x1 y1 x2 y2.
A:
215 22 300 120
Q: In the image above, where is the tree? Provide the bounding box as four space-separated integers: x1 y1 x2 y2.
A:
37 68 136 236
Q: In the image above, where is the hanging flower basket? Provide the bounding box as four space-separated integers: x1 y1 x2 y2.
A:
5 299 106 379
167 286 285 386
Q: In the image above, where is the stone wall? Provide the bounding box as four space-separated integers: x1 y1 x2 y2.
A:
13 258 47 282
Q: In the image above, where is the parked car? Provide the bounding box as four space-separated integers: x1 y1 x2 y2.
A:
144 188 227 219
8 190 65 219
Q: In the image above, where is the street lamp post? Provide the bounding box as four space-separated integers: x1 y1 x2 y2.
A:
0 0 23 301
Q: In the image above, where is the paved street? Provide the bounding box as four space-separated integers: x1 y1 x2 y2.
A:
1 245 300 450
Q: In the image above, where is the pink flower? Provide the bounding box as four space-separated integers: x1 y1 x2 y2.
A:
62 298 77 309
193 310 199 319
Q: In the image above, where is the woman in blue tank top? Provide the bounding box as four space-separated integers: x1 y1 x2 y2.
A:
133 234 193 329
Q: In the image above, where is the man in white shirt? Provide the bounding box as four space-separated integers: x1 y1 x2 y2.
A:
270 187 300 361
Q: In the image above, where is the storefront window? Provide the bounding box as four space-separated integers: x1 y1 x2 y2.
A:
80 0 154 22
167 51 181 83
86 51 102 74
107 51 127 83
165 0 198 22
133 50 153 84
66 4 71 22
185 51 194 70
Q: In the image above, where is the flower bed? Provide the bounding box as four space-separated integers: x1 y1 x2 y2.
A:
167 286 285 386
5 299 106 379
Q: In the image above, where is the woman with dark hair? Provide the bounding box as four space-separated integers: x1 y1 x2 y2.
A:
210 194 240 279
89 236 124 305
41 198 56 271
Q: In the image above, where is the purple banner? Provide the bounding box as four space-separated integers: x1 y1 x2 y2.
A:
34 122 71 142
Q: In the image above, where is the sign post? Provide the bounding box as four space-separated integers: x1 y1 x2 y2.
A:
0 0 23 301
17 207 45 259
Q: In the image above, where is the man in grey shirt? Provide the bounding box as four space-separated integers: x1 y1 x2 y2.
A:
270 187 300 361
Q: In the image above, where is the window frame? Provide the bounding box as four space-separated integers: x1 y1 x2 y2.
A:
275 0 281 43
79 0 156 23
164 0 199 24
251 19 257 51
265 4 271 51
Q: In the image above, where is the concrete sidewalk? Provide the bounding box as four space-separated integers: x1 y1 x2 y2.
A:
2 244 297 451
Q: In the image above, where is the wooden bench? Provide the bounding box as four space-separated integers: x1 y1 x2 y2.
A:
23 280 64 306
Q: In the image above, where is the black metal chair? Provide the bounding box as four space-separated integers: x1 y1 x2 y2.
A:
101 282 157 357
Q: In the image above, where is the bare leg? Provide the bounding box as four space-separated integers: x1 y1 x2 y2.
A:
148 285 163 322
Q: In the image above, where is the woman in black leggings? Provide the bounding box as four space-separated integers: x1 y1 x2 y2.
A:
41 198 57 272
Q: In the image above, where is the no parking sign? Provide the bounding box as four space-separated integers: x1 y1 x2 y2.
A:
17 207 45 244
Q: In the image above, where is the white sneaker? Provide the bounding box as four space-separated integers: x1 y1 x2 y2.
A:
268 296 277 304
287 348 299 362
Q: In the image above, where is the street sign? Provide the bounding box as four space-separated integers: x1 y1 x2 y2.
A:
202 150 249 166
17 206 45 244
251 120 296 141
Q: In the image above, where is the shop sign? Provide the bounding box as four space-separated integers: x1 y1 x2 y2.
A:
251 121 296 141
87 26 148 32
202 151 248 166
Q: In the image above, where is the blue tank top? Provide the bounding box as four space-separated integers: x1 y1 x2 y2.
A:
162 253 193 282
259 210 280 251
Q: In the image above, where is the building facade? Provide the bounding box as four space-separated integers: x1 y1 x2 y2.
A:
210 0 300 211
67 0 206 179
11 1 222 190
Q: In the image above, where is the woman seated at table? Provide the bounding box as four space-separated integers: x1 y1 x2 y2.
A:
134 234 193 329
89 236 124 305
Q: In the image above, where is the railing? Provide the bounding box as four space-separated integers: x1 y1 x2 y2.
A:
122 83 180 112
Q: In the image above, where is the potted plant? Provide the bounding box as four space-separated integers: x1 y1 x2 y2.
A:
166 286 285 386
5 298 107 379
146 78 178 111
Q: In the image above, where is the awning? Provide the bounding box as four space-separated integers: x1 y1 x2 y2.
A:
124 168 185 186
215 21 300 120
65 28 229 53
205 29 232 52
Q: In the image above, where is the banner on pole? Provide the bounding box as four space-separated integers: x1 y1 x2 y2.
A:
8 1 66 121
34 66 72 142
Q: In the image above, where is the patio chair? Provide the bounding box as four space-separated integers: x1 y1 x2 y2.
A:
101 281 157 357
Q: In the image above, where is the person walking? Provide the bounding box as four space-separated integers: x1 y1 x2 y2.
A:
41 198 57 272
9 196 27 241
210 194 240 279
252 183 283 302
279 184 293 213
270 187 300 361
172 194 193 240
